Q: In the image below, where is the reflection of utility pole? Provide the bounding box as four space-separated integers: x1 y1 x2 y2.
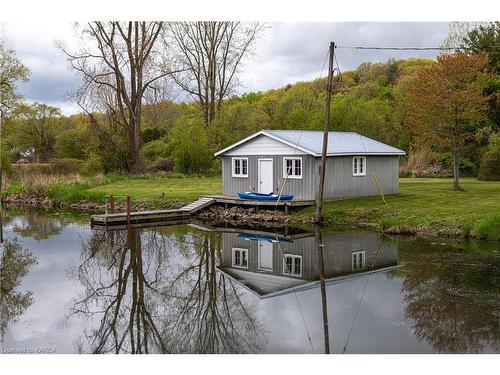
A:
315 224 330 354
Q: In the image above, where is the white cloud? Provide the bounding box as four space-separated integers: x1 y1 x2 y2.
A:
1 21 452 115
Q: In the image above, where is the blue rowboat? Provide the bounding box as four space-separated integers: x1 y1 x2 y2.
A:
237 192 294 201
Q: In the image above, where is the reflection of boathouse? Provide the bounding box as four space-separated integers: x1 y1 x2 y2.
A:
217 230 399 298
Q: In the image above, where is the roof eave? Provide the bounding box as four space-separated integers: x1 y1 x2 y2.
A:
214 130 267 157
321 151 407 157
214 130 317 157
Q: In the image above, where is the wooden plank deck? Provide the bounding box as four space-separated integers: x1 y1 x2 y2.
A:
90 195 314 228
200 195 315 207
180 197 216 213
90 209 192 227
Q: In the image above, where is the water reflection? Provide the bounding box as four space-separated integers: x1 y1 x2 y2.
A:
399 239 500 353
0 239 38 341
217 227 398 298
73 226 264 353
1 209 499 354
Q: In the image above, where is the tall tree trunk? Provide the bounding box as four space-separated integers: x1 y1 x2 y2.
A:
452 150 460 190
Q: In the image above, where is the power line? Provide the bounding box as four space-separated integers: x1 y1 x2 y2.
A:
336 45 500 51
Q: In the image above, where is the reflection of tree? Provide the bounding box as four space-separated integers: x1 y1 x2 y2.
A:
11 212 63 241
73 229 172 353
401 240 500 353
73 227 263 354
0 238 38 340
165 232 264 353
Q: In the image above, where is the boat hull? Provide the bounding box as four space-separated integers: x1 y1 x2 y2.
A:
237 192 294 201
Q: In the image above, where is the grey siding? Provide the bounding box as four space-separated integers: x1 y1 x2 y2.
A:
221 154 317 200
319 155 399 200
221 154 399 201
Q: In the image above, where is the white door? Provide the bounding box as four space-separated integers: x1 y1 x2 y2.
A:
258 159 273 194
258 241 273 271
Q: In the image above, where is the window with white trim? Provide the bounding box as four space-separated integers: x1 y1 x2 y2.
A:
352 251 366 271
283 157 302 179
232 158 248 177
232 248 248 268
283 254 302 276
353 156 366 176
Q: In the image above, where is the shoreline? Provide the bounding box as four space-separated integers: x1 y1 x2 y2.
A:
2 190 497 241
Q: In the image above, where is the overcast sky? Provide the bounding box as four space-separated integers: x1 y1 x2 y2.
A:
0 22 451 115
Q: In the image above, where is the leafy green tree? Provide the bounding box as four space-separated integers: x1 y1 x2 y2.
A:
463 22 500 73
398 52 491 189
462 22 500 129
13 103 61 163
170 116 213 174
54 126 90 160
0 42 30 110
1 42 30 188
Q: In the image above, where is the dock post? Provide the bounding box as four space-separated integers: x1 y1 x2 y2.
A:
105 196 109 215
285 203 289 215
126 195 131 230
110 195 115 214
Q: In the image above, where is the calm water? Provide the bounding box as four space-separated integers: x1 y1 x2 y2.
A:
0 209 499 354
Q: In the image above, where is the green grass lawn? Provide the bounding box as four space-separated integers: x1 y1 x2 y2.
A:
4 173 499 239
292 177 500 239
88 174 222 204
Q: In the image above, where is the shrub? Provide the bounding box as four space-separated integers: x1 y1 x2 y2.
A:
0 142 14 177
473 214 500 241
142 140 170 162
170 118 214 174
50 158 84 174
81 156 104 175
12 163 53 179
154 157 175 172
141 127 162 143
478 145 500 181
399 146 444 177
439 153 477 176
54 127 89 160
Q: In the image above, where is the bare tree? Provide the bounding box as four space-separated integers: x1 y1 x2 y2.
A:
166 22 263 130
58 22 172 172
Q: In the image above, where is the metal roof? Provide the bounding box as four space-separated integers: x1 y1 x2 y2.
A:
214 130 406 157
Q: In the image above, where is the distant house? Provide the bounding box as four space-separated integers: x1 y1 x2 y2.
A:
214 130 406 200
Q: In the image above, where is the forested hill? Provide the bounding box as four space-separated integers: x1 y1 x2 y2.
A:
3 57 498 177
216 58 436 151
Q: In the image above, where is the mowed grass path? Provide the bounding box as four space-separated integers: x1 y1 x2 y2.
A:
293 178 500 237
88 175 222 204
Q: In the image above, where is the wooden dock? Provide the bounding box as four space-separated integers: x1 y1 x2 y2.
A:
90 195 314 228
199 195 315 207
90 197 216 227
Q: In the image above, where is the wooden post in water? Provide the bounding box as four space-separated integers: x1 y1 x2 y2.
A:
126 196 131 231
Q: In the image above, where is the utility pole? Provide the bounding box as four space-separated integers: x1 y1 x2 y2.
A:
0 106 4 244
315 41 335 224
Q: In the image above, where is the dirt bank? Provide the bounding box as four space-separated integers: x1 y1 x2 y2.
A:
2 191 54 209
197 205 290 224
